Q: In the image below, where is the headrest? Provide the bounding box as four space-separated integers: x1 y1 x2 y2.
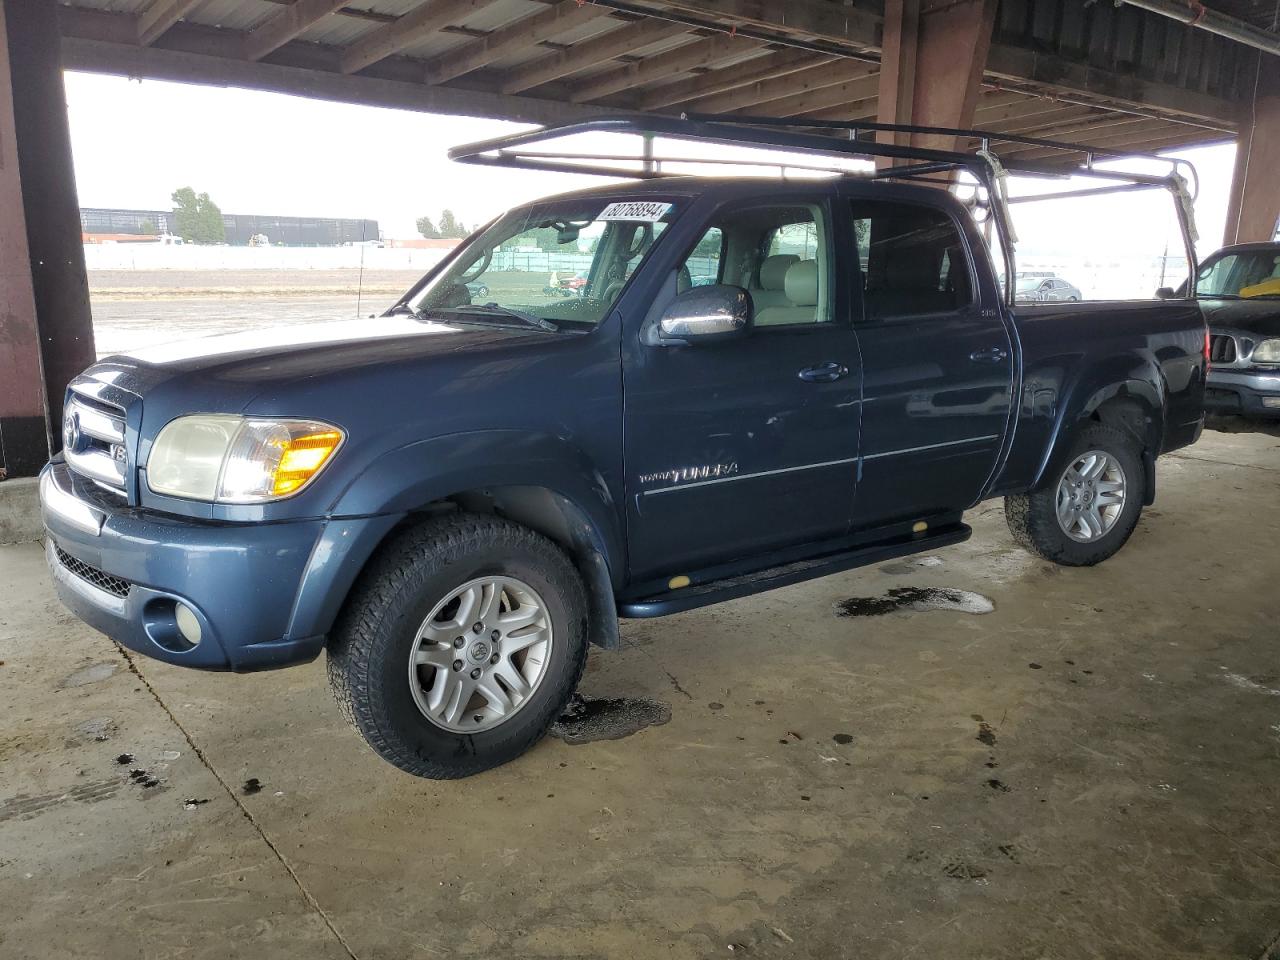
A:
785 259 819 307
760 254 799 291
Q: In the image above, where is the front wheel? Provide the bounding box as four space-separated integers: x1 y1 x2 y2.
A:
1004 423 1144 566
327 514 589 779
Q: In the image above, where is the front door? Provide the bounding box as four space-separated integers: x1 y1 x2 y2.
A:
622 196 861 582
843 193 1014 530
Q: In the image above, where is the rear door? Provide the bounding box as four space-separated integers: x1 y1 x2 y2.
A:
842 191 1014 530
621 193 861 582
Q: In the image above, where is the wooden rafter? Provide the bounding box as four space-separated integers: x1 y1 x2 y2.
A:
426 0 612 86
502 18 688 94
339 0 497 75
641 49 832 111
680 59 863 115
136 0 203 46
244 0 351 62
569 33 760 104
745 68 880 118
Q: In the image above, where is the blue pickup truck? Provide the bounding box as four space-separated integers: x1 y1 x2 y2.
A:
40 118 1207 778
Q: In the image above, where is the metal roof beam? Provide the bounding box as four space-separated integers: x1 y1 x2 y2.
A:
244 0 351 62
339 0 497 75
426 0 613 85
501 18 687 94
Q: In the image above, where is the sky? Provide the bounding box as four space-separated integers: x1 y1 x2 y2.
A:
64 70 1237 262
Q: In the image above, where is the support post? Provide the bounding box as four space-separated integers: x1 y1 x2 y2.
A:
1224 53 1280 245
0 0 96 479
876 0 998 156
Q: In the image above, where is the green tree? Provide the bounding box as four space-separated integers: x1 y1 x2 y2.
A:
416 215 440 239
438 209 466 239
171 186 225 244
137 218 157 236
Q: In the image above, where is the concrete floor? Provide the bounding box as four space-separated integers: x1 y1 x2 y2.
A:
3 428 1279 960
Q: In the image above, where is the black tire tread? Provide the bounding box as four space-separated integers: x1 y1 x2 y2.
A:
1003 423 1143 567
326 512 588 779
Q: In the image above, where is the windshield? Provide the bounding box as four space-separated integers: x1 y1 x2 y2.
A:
1015 277 1042 293
1195 249 1280 298
406 198 680 328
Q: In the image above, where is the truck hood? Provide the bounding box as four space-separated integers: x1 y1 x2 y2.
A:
78 315 574 433
1199 297 1280 337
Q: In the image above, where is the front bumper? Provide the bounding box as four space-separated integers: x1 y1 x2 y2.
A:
40 459 398 671
1205 369 1280 419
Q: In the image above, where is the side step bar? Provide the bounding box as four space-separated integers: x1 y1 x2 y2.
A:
619 523 971 618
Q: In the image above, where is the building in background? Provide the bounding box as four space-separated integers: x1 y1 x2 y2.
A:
80 207 379 246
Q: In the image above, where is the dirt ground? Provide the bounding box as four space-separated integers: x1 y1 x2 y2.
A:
3 428 1279 959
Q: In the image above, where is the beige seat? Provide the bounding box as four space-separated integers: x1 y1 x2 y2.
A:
750 254 799 312
755 260 819 326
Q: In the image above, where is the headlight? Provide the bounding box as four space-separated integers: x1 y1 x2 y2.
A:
148 416 344 503
1252 338 1280 365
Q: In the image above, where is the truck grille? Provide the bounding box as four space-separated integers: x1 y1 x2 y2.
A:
63 393 128 495
1209 334 1237 364
54 545 131 598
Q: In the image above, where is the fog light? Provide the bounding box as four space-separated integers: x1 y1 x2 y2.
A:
1261 397 1280 409
174 603 203 647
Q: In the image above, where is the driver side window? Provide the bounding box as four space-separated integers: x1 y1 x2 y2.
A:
680 204 831 327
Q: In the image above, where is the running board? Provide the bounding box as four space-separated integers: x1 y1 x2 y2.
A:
618 523 972 618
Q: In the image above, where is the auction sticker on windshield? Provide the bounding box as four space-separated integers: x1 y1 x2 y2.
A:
599 201 672 222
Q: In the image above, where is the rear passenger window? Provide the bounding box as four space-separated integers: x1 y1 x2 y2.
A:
681 203 831 326
851 200 973 320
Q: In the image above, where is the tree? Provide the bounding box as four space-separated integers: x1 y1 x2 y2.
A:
416 215 440 239
438 209 467 239
138 218 158 236
171 186 225 244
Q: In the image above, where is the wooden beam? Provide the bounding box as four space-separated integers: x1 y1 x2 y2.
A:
620 0 881 52
59 18 612 127
568 33 754 103
974 94 1070 125
747 69 880 118
136 0 203 47
997 119 1189 160
985 43 1236 126
427 0 612 85
991 104 1103 135
339 0 496 75
244 0 351 62
502 17 687 94
683 59 864 114
642 50 837 111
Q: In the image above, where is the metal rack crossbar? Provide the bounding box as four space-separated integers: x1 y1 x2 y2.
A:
448 113 1201 302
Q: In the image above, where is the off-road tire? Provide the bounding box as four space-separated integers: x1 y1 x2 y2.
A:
326 513 589 779
1004 423 1145 567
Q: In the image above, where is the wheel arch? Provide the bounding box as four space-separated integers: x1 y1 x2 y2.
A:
1034 374 1165 504
323 431 625 649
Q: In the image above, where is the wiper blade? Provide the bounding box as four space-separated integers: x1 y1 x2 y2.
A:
429 305 558 332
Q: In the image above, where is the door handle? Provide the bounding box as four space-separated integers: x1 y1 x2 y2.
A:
798 362 849 383
969 347 1009 364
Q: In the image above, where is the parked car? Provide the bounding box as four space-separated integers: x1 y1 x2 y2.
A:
464 280 490 300
1169 242 1280 419
1015 275 1082 302
40 131 1207 780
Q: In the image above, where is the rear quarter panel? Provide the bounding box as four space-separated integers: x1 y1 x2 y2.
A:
992 299 1206 495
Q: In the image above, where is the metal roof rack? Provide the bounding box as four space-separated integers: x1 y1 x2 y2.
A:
449 113 1200 302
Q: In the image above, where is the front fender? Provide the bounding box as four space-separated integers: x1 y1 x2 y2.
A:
330 430 625 579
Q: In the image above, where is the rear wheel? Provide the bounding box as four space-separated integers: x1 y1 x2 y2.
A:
327 513 588 779
1005 423 1144 566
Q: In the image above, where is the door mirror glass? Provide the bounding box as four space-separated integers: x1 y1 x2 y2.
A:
657 284 753 344
1155 286 1176 300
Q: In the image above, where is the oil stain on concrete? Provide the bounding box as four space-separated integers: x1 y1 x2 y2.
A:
834 586 994 617
549 692 672 745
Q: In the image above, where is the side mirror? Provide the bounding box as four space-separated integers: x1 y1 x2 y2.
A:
657 284 753 344
1155 287 1176 300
